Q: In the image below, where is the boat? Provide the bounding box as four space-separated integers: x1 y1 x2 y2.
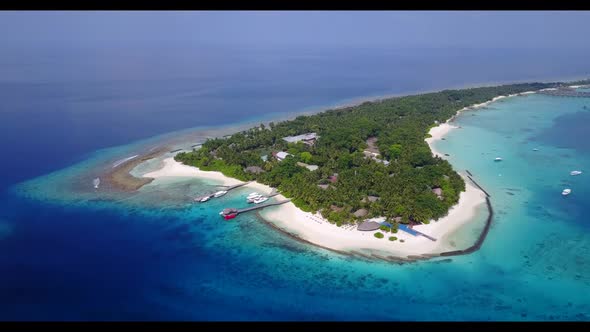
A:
93 177 100 189
570 170 583 176
562 188 572 196
213 190 228 198
533 148 539 151
247 193 263 203
195 195 211 202
252 197 269 204
224 213 238 220
494 157 503 162
247 192 260 198
220 208 239 219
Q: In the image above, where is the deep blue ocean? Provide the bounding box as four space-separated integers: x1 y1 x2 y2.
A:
1 44 590 320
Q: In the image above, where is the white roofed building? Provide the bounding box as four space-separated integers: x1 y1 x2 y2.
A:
275 151 292 161
282 132 319 146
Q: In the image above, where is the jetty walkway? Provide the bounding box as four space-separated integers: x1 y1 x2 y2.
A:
538 87 590 98
235 199 291 214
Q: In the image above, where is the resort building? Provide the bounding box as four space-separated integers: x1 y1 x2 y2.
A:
362 137 390 166
296 162 319 171
353 208 369 218
357 220 381 231
244 166 265 174
432 187 443 200
328 173 338 183
274 151 293 161
282 132 319 146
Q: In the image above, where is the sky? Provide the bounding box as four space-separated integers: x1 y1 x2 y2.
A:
1 11 590 50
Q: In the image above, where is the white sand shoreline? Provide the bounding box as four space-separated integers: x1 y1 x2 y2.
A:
426 90 536 158
143 157 486 259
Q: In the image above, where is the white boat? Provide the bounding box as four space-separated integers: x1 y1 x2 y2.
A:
213 190 228 198
93 177 100 189
570 170 583 176
199 196 211 202
247 192 260 198
252 197 269 204
562 188 572 196
533 148 539 151
247 194 263 203
494 157 503 162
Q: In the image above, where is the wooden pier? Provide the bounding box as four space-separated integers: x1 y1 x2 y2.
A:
220 199 291 219
194 181 253 202
467 170 491 198
221 181 253 191
538 87 590 98
413 229 437 242
439 174 494 257
235 199 291 214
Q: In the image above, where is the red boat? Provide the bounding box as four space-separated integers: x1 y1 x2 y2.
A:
224 213 237 220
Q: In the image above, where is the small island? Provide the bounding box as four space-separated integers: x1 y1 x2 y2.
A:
174 83 554 219
150 80 587 259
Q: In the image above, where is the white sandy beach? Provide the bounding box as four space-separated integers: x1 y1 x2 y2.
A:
425 123 457 158
259 180 486 257
144 157 486 258
143 157 273 192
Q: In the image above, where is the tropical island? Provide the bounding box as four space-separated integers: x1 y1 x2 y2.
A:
147 80 589 259
174 83 559 222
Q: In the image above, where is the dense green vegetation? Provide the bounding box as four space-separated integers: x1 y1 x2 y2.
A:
389 236 398 242
374 232 384 239
176 82 558 226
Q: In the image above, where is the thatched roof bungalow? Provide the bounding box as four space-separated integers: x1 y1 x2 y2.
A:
357 220 381 231
353 208 368 218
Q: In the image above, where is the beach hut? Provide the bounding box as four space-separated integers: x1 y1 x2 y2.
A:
330 205 344 212
328 173 339 183
296 162 319 171
432 187 443 200
361 196 380 203
353 208 369 218
367 196 380 202
245 166 265 174
275 151 292 162
357 220 381 231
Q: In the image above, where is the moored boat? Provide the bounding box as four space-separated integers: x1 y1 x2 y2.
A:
224 213 238 220
252 196 269 204
93 177 100 189
570 170 582 176
214 190 228 198
562 188 572 196
494 157 503 162
195 195 211 202
220 208 239 219
247 193 263 203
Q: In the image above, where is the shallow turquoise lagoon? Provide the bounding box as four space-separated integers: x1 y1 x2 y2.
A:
3 92 590 321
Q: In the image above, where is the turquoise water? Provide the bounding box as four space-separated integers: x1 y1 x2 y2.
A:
3 92 590 320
